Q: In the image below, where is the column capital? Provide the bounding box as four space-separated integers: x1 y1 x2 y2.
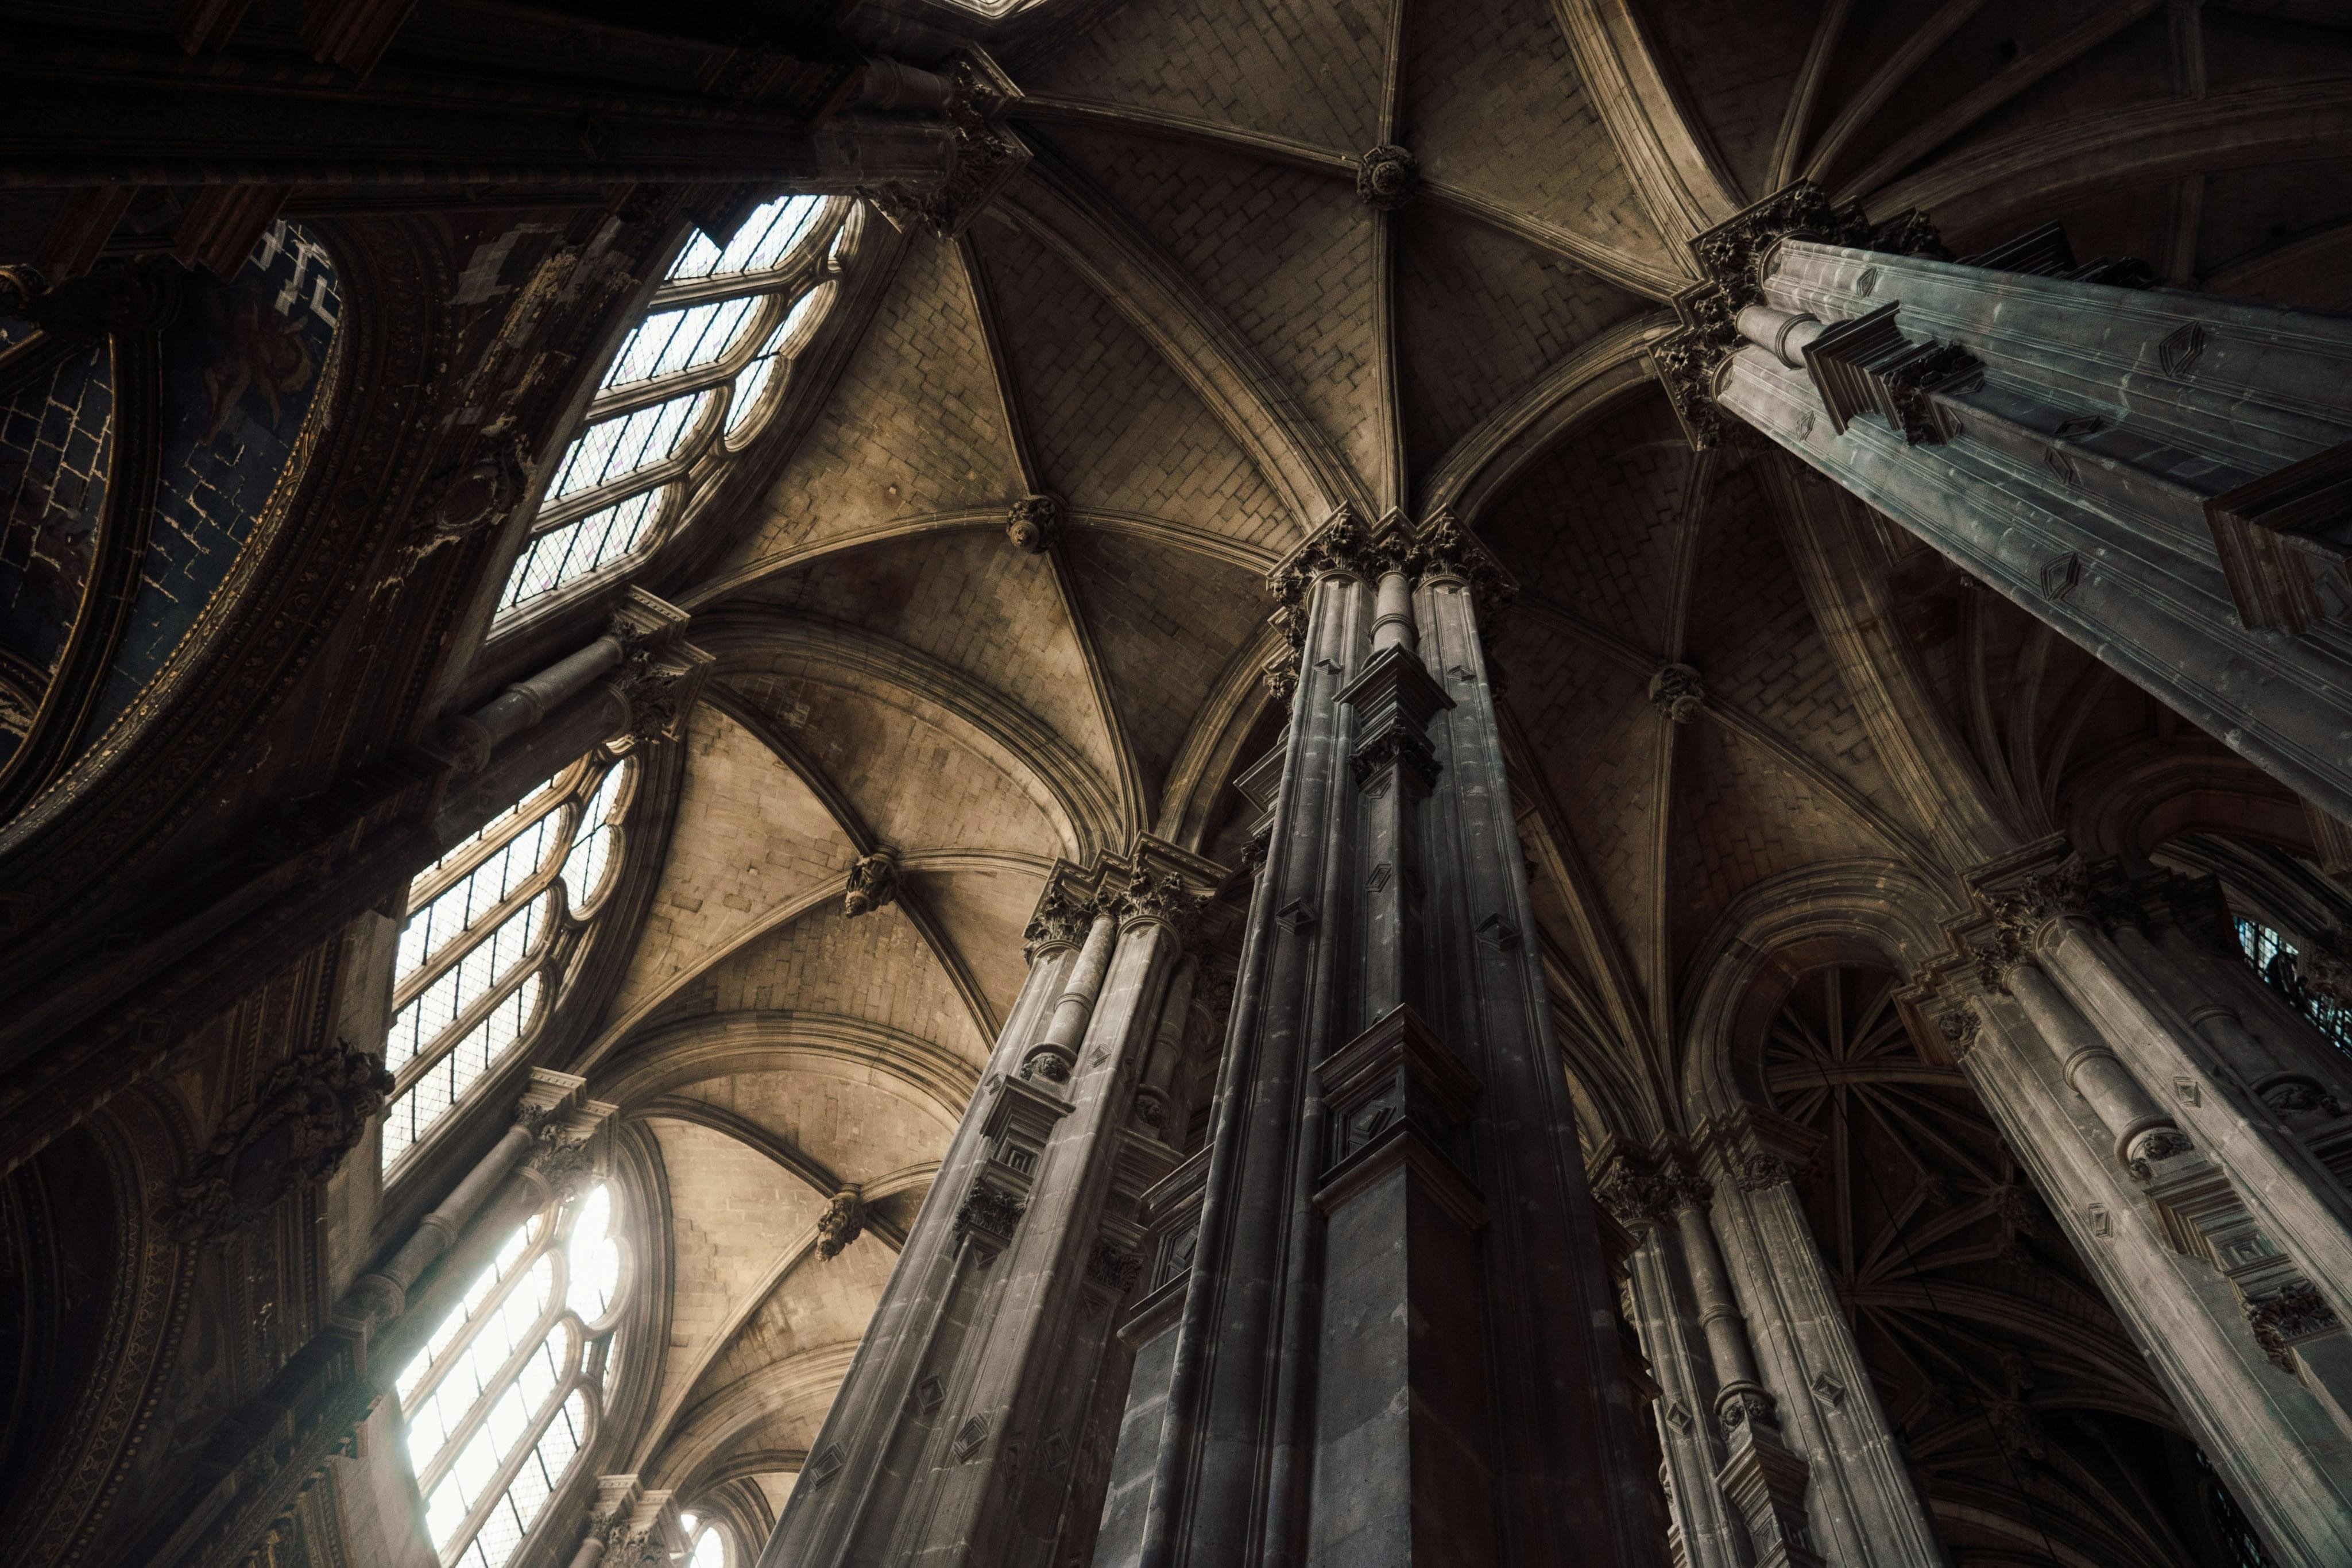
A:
1590 1137 1713 1232
1655 179 1951 449
856 48 1031 240
1696 1106 1822 1195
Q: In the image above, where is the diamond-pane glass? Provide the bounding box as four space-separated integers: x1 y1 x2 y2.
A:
601 297 759 390
666 195 826 281
501 487 667 613
547 391 713 503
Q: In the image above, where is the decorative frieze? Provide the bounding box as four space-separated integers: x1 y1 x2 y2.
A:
952 1180 1025 1246
2245 1283 2343 1373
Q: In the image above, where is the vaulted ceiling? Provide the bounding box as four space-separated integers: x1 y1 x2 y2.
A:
554 0 2349 1531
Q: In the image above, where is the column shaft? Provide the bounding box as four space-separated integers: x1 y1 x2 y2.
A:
763 846 1214 1568
1093 513 1657 1568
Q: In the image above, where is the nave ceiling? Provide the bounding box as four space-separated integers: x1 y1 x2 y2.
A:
502 0 2347 1536
1 0 2346 1562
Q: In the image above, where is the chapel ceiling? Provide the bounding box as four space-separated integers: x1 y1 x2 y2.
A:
558 0 2346 1527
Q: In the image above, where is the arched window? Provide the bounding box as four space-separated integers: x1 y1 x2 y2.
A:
2235 915 2352 1058
495 195 856 618
381 753 637 1176
397 1181 630 1568
685 1522 728 1568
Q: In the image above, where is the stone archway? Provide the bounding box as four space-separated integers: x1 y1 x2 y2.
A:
1757 961 2257 1567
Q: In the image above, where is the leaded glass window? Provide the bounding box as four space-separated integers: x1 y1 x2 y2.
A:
398 1182 630 1568
381 754 638 1175
2235 915 2352 1059
497 195 855 618
686 1523 728 1568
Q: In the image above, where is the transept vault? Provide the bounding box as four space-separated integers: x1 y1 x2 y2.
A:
2 3 2351 1568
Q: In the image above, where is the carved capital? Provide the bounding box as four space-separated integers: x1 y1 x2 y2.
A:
953 1180 1025 1245
1656 179 1949 450
1356 144 1418 210
1936 1003 1981 1062
1022 884 1094 963
842 849 900 919
608 641 715 748
1086 1237 1142 1294
858 51 1031 239
1117 868 1204 947
1591 1142 1712 1232
164 1040 392 1238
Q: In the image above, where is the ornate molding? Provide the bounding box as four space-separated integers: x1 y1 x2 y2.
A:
1086 1237 1142 1294
1936 1004 1981 1063
1117 867 1204 947
163 1040 390 1238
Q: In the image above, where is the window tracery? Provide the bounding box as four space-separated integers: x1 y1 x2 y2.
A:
397 1180 630 1568
496 195 856 618
381 753 637 1175
686 1523 728 1568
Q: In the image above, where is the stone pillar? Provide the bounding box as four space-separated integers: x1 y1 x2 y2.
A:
1092 509 1658 1568
1924 981 2352 1566
1696 1114 1948 1568
1594 1145 1745 1568
1956 847 2352 1439
759 838 1220 1568
1654 180 2352 821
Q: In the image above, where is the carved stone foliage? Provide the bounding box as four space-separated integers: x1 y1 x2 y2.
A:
1591 1144 1710 1232
953 1180 1024 1244
1656 179 1951 449
1356 145 1418 210
1937 1004 1981 1062
858 52 1030 239
1086 1238 1142 1295
1352 727 1441 792
1647 663 1704 724
1005 492 1062 553
2245 1283 2341 1372
1117 869 1203 946
164 1040 391 1238
817 1188 866 1259
1265 506 1517 645
1022 886 1093 963
843 850 900 919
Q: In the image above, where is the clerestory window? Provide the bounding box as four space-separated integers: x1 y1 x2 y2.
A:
686 1523 728 1568
2236 915 2352 1059
381 752 636 1176
397 1181 630 1568
495 194 857 618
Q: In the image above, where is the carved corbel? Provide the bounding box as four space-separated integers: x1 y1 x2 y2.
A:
164 1039 393 1238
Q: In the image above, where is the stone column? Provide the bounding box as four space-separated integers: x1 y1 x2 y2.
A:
1092 510 1658 1568
1594 1145 1744 1568
759 838 1219 1568
1925 982 2352 1566
1959 848 2352 1437
1655 180 2352 821
1693 1116 1947 1568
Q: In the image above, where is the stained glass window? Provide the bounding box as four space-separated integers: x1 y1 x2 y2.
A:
496 195 856 618
399 1183 629 1568
381 754 637 1175
2235 916 2352 1059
